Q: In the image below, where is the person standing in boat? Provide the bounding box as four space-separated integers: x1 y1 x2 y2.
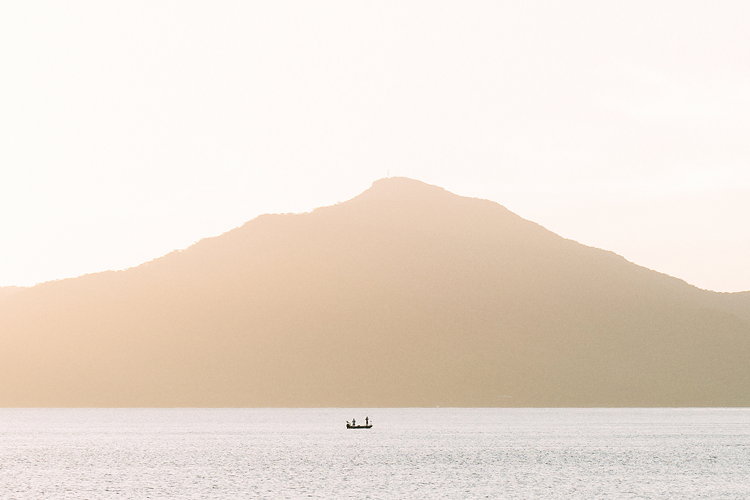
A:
352 418 356 426
365 417 369 426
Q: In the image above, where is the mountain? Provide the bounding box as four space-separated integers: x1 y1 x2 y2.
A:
0 286 24 300
1 178 749 407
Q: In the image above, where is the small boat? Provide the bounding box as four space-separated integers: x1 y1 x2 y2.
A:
346 417 372 429
346 423 372 429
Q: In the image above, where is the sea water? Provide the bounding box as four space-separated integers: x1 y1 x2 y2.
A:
1 408 749 499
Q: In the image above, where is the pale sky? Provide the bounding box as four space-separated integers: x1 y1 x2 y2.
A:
1 1 748 292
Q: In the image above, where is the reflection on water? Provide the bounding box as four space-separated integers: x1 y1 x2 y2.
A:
1 408 749 499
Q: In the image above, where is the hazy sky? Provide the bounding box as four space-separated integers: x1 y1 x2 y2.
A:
1 2 748 292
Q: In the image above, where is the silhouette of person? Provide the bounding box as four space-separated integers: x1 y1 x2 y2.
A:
352 418 356 426
365 417 369 425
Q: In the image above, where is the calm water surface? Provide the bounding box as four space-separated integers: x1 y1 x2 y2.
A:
1 408 749 499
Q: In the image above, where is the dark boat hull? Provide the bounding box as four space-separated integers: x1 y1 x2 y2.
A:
346 424 372 429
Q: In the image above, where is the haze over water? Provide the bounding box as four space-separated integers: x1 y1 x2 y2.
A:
1 408 749 499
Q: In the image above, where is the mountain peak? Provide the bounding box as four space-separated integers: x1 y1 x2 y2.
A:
354 177 450 203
